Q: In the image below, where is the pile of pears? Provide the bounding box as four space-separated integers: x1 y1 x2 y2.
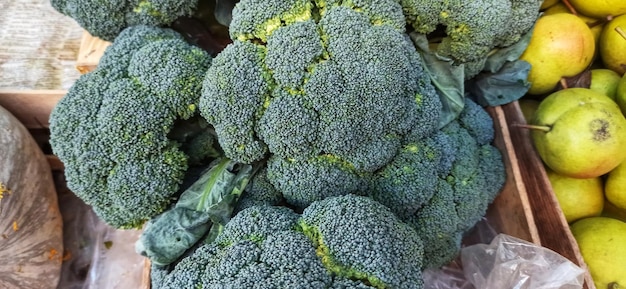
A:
518 1 626 287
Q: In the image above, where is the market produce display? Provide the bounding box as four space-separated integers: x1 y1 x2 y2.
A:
45 0 554 288
518 1 626 287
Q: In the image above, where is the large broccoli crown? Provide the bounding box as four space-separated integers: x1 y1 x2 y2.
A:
399 0 541 76
199 0 442 209
154 195 425 289
49 25 213 228
50 0 199 41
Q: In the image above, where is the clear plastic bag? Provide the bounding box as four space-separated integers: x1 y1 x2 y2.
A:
461 234 586 289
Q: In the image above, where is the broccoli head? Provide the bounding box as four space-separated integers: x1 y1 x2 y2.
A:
199 0 442 208
49 25 213 228
50 0 199 41
153 194 425 289
399 0 542 77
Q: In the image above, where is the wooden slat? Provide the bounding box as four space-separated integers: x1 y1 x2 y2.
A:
0 90 65 128
76 31 110 74
502 101 596 289
486 105 541 244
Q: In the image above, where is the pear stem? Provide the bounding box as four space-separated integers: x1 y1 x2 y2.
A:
615 27 626 41
561 0 578 15
588 15 614 28
608 282 620 289
512 123 552 132
560 77 569 89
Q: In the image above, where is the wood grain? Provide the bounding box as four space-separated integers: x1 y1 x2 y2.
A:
76 31 110 74
0 90 65 129
501 101 595 289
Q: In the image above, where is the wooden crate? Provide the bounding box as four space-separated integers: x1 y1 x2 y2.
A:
76 31 110 74
0 88 593 288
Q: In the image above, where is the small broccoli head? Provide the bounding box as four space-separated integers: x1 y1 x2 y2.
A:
50 0 199 41
300 194 425 289
400 0 541 77
49 26 213 228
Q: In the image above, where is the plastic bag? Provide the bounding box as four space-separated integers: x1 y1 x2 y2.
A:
461 234 586 289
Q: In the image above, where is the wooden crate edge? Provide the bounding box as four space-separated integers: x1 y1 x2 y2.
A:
502 101 596 289
76 31 110 74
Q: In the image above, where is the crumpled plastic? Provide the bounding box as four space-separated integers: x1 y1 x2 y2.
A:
461 234 586 289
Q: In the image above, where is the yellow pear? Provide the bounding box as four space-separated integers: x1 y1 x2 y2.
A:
568 0 626 19
590 68 621 100
606 162 626 211
530 88 626 178
546 169 604 223
615 71 626 115
570 217 626 289
600 14 626 75
520 14 595 95
543 3 605 42
540 0 559 10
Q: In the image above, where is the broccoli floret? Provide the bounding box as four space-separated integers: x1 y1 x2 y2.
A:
49 25 213 228
399 0 542 77
266 154 368 210
369 133 442 219
233 167 285 214
50 0 199 41
199 0 441 209
154 195 426 289
457 97 495 146
300 194 425 289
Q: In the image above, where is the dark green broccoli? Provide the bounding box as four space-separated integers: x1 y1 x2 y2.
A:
49 25 214 228
366 98 506 269
233 167 285 214
50 0 199 41
153 194 425 289
199 0 442 209
399 0 542 77
266 154 369 210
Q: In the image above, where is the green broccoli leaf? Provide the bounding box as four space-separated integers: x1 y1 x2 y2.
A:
409 32 465 128
136 157 259 266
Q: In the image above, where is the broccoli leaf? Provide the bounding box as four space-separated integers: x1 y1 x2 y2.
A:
136 157 258 266
466 60 532 107
409 32 465 128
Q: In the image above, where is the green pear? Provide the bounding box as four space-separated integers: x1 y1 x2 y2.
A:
571 217 626 289
590 68 621 100
530 88 626 178
615 72 626 115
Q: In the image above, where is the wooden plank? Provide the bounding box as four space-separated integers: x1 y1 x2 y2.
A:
0 90 65 128
486 105 541 244
502 101 596 289
76 31 110 74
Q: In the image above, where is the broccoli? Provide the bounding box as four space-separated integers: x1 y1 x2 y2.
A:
50 0 199 41
153 194 425 289
49 25 214 228
199 0 442 209
399 0 542 77
233 167 285 214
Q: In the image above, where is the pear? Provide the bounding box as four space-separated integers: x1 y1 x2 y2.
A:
606 162 626 211
570 217 626 289
529 88 626 178
543 3 605 42
599 14 626 75
546 168 604 223
615 71 626 115
568 0 626 19
520 14 595 95
590 68 621 100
